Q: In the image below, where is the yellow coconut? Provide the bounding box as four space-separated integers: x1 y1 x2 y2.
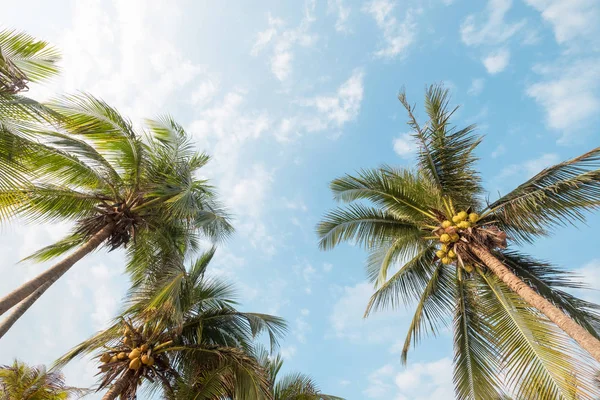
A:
117 352 127 360
440 244 449 252
447 250 456 259
440 233 451 243
463 264 474 273
141 355 155 366
124 337 132 346
450 233 460 242
100 353 111 363
441 220 452 228
129 349 141 360
441 257 452 265
469 213 479 223
129 358 142 370
451 215 462 224
140 344 149 352
457 221 471 230
110 356 118 363
435 250 446 259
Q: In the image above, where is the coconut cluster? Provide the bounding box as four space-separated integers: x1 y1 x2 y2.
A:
99 326 157 372
433 210 479 268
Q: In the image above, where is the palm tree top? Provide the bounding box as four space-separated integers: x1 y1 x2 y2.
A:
317 84 600 399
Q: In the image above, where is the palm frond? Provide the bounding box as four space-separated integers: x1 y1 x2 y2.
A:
453 273 504 400
479 271 600 399
484 147 600 243
317 203 422 251
398 85 483 207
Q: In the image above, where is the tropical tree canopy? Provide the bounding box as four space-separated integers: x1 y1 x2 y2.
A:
55 248 286 400
317 84 600 399
0 95 234 333
0 29 61 190
0 360 86 400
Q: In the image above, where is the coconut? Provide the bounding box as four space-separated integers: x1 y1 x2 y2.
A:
440 234 451 243
463 264 474 273
457 221 470 229
141 355 154 366
457 211 468 220
129 358 142 370
447 250 456 259
441 220 452 228
100 353 111 363
469 213 479 223
124 337 132 346
110 356 118 363
450 233 460 242
440 244 449 252
117 352 127 360
129 349 141 360
435 250 446 259
441 257 452 265
140 344 149 352
451 215 462 224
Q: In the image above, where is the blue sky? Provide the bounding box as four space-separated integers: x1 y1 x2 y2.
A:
1 0 600 399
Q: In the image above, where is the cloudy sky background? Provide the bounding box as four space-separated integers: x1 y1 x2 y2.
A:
1 0 600 398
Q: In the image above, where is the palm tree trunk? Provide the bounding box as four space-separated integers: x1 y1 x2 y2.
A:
0 280 51 339
102 370 133 400
0 223 113 318
471 244 600 363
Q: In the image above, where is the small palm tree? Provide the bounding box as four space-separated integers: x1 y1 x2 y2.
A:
0 96 233 337
254 349 344 400
55 248 286 400
317 85 600 398
0 29 61 189
0 359 86 399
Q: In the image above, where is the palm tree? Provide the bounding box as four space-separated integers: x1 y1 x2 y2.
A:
0 29 61 190
0 96 233 337
0 359 86 399
317 85 600 398
254 349 344 400
55 248 286 400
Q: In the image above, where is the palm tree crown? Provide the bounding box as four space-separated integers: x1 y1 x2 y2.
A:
55 248 286 400
317 85 600 399
0 360 85 400
0 94 233 335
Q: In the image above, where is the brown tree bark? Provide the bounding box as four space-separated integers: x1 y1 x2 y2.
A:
102 370 134 400
471 244 600 363
0 223 113 318
0 280 52 339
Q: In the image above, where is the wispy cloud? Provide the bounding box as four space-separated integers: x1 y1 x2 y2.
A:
328 0 352 33
363 0 420 59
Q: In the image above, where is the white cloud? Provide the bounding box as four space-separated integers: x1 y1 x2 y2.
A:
328 0 351 33
364 359 454 399
526 60 600 140
300 69 364 131
323 263 334 272
482 48 510 74
294 313 312 343
468 78 485 96
393 133 418 158
524 0 600 46
460 0 526 46
363 1 420 59
251 4 318 81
